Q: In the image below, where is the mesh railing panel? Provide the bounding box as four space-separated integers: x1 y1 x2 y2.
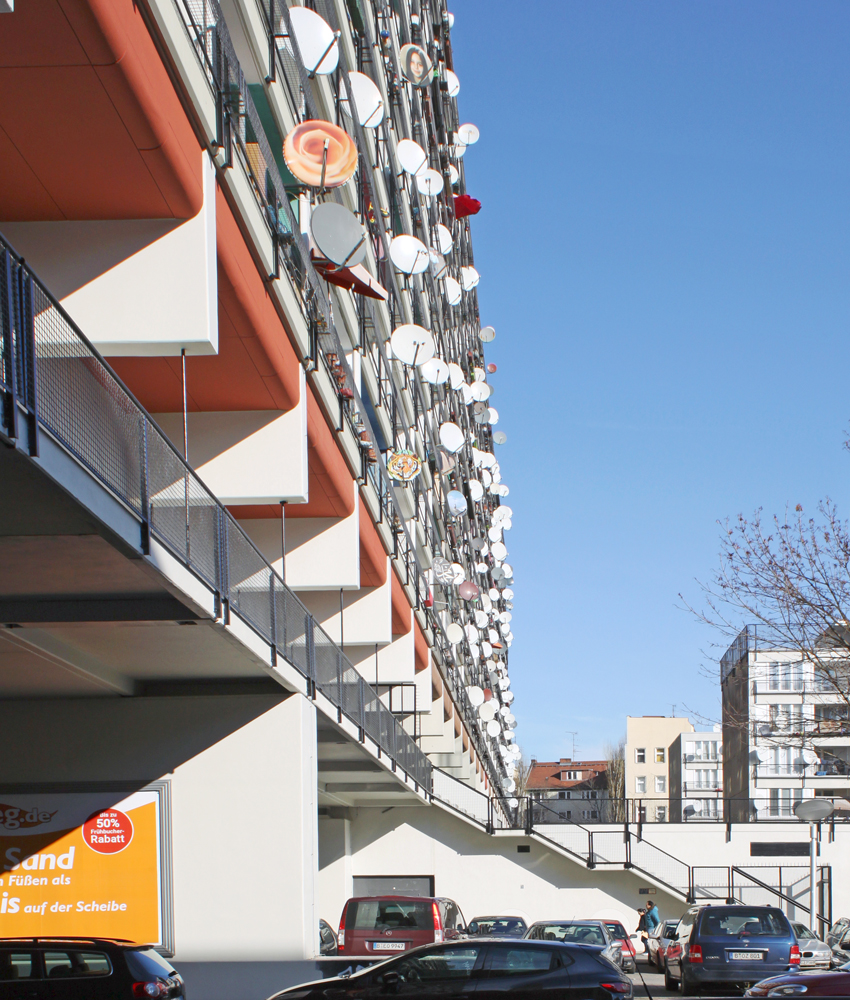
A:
629 835 692 894
431 768 490 827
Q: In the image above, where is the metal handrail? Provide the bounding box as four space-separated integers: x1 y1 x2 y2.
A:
0 233 431 793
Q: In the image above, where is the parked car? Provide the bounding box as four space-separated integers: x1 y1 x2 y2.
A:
647 918 680 971
826 917 849 950
268 938 633 1000
467 916 527 938
525 919 626 970
664 905 800 995
791 923 833 970
338 895 467 957
745 960 850 997
829 923 850 966
603 921 637 973
319 919 338 956
0 937 185 998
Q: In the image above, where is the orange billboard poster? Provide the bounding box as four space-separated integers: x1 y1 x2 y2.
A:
0 789 164 945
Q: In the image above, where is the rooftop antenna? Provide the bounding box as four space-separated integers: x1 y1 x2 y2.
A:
671 704 677 718
565 730 577 761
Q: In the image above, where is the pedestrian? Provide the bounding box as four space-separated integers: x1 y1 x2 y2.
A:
635 907 648 955
644 899 660 933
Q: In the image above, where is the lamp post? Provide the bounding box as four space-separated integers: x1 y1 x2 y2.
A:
793 798 834 933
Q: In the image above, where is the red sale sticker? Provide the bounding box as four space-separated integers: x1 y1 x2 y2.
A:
82 809 134 855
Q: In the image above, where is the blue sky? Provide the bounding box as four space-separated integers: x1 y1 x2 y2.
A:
451 1 850 761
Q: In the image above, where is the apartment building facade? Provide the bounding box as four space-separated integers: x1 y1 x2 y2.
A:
668 731 724 821
722 626 850 821
0 0 520 983
526 758 609 822
625 716 694 822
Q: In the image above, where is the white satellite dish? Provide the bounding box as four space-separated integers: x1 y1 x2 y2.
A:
491 541 508 561
457 123 480 146
488 526 502 543
439 422 465 453
390 325 435 366
468 480 484 502
451 563 466 583
287 7 340 76
474 610 489 628
446 622 464 644
447 490 467 516
479 702 497 722
448 362 466 390
429 250 449 279
435 223 453 254
488 407 500 425
310 202 367 267
433 556 454 584
469 381 491 402
341 71 384 127
486 719 502 737
479 326 496 342
446 69 460 97
493 431 507 445
444 276 462 305
488 588 500 601
420 357 449 385
397 138 429 176
416 169 444 197
461 266 480 290
503 588 514 600
467 685 485 707
448 164 459 185
390 235 430 274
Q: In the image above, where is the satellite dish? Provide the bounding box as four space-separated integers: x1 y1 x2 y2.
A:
457 123 480 146
468 685 485 707
399 43 433 86
447 12 455 29
481 641 493 657
486 719 502 737
447 490 467 516
446 69 460 97
390 234 430 274
283 121 358 188
433 556 454 584
448 164 459 186
458 580 480 601
492 505 512 522
473 407 491 425
503 588 514 600
493 431 507 445
416 169 444 197
446 622 464 644
508 797 519 808
474 610 489 628
287 7 340 76
387 450 422 483
390 325 435 367
503 690 514 704
479 326 496 343
429 250 449 279
774 711 791 730
758 724 772 737
450 563 466 584
468 480 484 502
341 71 384 127
435 224 453 254
491 541 508 561
802 748 819 765
448 363 466 389
488 408 500 426
397 138 429 177
461 266 480 290
420 357 449 385
465 624 479 643
439 422 465 453
795 799 835 822
469 381 490 402
479 701 497 721
310 202 367 267
488 525 502 543
444 276 462 305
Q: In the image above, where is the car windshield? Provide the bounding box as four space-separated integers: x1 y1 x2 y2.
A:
535 924 606 946
348 900 433 931
699 911 789 937
793 925 816 941
475 919 525 936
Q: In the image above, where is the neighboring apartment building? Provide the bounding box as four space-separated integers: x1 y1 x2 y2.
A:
668 731 724 821
625 716 694 822
721 626 850 822
0 0 518 985
526 758 609 822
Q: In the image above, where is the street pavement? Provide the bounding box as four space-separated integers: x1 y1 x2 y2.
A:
630 954 679 998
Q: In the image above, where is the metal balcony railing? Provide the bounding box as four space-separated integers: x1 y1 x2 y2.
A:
0 232 431 794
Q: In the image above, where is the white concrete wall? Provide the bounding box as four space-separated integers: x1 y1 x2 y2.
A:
172 694 319 961
300 580 392 647
282 493 360 591
2 153 218 356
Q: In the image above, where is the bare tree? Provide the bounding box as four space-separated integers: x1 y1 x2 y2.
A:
604 736 626 822
683 500 850 763
512 748 532 798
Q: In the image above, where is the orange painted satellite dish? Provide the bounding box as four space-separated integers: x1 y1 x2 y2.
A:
387 449 422 482
283 121 358 188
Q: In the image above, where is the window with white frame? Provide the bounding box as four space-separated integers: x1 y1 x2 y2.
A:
635 748 646 764
636 776 647 794
655 775 667 793
768 661 803 692
688 768 719 789
655 747 666 764
769 704 803 730
689 740 719 761
768 788 802 817
655 805 667 822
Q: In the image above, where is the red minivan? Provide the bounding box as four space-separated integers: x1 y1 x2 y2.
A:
338 895 467 957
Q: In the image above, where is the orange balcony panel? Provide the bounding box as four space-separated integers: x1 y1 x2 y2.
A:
0 0 202 220
414 619 429 673
391 568 412 636
359 498 387 588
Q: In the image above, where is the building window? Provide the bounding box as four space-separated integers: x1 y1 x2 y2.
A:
636 776 647 794
768 788 802 817
690 740 719 761
655 775 667 793
655 748 666 764
635 748 646 764
768 704 803 732
558 791 566 799
656 806 667 822
768 661 803 692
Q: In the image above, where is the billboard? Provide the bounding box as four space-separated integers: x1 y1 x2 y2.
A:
0 784 171 949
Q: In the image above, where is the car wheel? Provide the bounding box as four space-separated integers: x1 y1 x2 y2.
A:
664 962 679 992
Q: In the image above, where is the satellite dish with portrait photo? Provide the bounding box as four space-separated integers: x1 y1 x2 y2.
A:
399 43 433 86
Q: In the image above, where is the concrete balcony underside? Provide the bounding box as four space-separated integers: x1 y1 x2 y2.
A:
0 430 426 811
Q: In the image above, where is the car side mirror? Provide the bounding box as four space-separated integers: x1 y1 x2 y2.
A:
630 934 638 939
468 922 479 935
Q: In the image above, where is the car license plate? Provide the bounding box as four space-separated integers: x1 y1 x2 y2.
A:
731 952 762 961
372 942 405 951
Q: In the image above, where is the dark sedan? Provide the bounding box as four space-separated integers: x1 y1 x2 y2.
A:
745 960 850 997
268 939 632 1000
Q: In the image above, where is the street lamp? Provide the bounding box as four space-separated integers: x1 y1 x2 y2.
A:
793 798 834 933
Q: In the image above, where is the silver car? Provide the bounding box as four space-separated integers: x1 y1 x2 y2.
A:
792 922 833 969
524 920 625 969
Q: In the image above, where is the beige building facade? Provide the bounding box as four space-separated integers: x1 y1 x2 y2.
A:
625 716 694 821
